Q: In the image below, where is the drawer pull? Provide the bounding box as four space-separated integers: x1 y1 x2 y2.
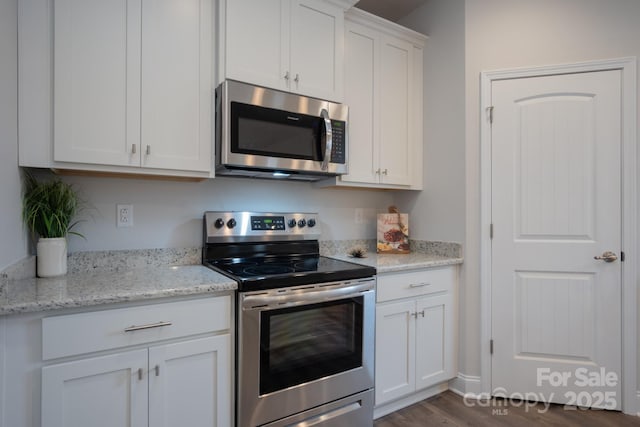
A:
124 321 172 333
409 283 431 288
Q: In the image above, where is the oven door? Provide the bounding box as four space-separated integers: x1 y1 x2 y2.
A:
237 278 375 427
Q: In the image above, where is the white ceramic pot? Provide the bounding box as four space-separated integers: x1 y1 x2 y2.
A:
37 237 68 277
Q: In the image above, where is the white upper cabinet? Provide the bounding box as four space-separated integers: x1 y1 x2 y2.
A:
140 0 213 172
318 8 425 190
53 0 138 168
222 0 287 92
221 0 345 102
378 35 413 186
19 0 213 177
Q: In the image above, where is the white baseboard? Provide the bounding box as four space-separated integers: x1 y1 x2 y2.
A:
373 383 448 419
449 373 483 397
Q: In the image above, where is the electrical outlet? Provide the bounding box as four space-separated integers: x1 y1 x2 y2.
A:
117 204 133 227
355 208 364 224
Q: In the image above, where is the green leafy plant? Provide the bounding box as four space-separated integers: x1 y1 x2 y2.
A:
22 172 84 239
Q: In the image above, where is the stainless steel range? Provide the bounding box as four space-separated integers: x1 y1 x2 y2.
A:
203 212 376 427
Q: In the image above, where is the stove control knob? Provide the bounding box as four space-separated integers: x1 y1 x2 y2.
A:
227 218 237 229
214 218 225 229
288 219 297 228
307 218 316 228
297 219 306 228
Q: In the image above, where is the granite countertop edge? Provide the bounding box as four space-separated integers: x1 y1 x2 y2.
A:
0 264 237 316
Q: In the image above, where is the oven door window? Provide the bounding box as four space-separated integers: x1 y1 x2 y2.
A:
231 102 323 161
259 297 363 395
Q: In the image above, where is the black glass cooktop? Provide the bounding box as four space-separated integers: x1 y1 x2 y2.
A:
206 255 376 292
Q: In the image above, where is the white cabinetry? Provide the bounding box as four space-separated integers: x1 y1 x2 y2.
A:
19 0 213 177
375 267 457 413
40 296 232 427
219 0 345 102
320 8 425 189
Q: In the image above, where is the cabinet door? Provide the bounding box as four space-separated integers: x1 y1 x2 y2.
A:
375 300 415 405
340 20 379 185
415 293 455 390
224 0 288 91
149 335 231 427
42 349 148 427
141 0 212 172
289 0 344 101
53 0 141 167
378 35 413 186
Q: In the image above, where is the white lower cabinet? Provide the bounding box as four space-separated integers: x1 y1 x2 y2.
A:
40 296 232 427
375 267 457 410
149 336 231 427
42 349 149 427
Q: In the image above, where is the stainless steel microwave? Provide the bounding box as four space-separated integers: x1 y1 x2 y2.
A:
215 80 348 181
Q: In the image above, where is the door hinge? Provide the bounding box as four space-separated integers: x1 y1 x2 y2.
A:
490 223 494 239
490 339 494 355
621 251 625 262
487 106 494 124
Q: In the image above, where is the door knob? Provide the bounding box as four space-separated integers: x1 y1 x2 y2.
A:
594 251 618 262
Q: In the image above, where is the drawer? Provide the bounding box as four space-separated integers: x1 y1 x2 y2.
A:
377 267 455 303
42 295 231 360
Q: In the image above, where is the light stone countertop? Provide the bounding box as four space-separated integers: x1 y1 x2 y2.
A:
0 265 236 316
0 240 462 316
328 252 463 274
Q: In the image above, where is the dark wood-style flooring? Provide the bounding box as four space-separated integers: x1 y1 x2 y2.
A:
374 391 640 426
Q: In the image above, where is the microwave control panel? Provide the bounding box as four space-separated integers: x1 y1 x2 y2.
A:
330 120 346 164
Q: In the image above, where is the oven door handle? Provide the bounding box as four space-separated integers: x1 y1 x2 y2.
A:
242 281 373 310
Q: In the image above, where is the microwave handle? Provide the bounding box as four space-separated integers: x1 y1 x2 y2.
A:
320 108 333 171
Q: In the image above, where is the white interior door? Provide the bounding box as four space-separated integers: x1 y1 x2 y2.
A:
491 70 622 409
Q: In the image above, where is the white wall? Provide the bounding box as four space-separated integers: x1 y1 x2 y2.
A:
396 0 465 244
50 172 394 252
397 0 470 386
462 0 640 395
0 0 28 270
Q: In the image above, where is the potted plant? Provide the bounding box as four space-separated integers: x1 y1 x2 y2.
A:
22 172 84 277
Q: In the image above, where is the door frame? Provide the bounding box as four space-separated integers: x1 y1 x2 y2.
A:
479 57 638 414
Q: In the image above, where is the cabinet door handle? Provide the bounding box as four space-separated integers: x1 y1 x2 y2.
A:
131 144 137 154
146 145 151 155
294 73 300 83
124 320 172 333
382 168 388 175
284 71 290 81
155 365 160 377
138 368 144 381
409 283 431 288
411 312 418 318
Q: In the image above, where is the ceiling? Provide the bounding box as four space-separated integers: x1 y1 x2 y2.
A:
355 0 428 22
